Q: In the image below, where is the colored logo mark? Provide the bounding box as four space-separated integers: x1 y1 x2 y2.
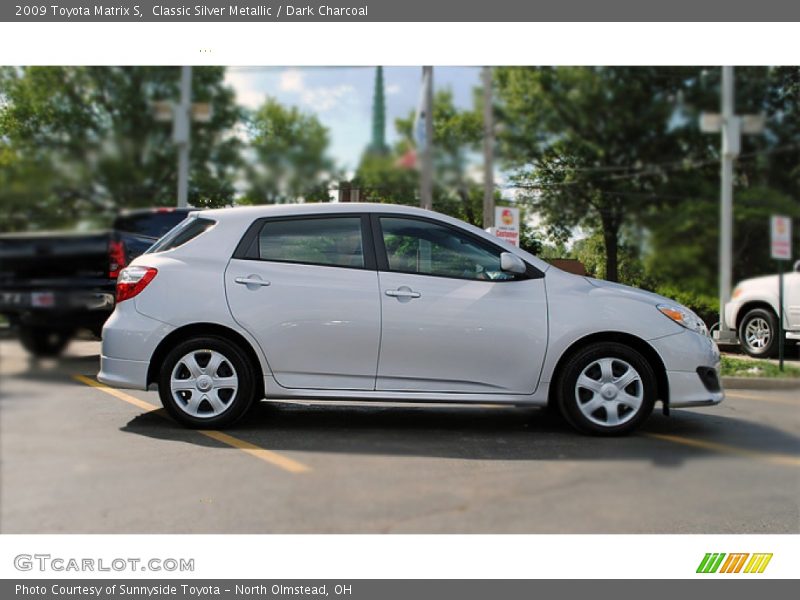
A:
696 553 773 574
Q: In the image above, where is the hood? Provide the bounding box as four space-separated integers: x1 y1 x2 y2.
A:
584 277 678 307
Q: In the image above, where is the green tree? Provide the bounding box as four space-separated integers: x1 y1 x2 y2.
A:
242 98 336 204
494 66 696 282
0 66 241 231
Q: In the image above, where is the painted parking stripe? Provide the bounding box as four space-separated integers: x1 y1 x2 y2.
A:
725 391 798 406
644 432 800 467
73 374 310 474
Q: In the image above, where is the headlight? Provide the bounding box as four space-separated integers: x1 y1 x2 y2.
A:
657 304 709 337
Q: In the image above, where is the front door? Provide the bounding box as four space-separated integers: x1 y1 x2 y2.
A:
374 215 548 394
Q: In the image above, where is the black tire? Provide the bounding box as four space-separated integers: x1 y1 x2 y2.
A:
557 342 656 436
18 326 72 357
738 308 779 358
158 336 257 428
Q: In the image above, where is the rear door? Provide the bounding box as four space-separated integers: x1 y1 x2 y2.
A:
225 214 381 390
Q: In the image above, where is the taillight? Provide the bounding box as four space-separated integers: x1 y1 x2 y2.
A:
109 240 127 278
116 266 158 303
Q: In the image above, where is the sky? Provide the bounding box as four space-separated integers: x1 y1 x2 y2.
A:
224 66 482 175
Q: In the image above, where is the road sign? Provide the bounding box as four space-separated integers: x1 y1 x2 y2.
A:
494 206 520 247
771 215 792 260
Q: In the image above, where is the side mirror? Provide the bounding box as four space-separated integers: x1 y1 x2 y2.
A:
500 252 527 275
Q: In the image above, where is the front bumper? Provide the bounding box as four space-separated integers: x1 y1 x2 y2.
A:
650 330 725 409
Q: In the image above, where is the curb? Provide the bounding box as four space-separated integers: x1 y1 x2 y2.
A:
722 376 800 390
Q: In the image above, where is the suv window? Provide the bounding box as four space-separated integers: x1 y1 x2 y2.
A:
379 217 516 281
146 217 215 254
257 217 365 269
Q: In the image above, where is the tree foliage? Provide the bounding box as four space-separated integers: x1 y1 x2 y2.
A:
241 97 336 204
493 66 799 286
0 66 241 231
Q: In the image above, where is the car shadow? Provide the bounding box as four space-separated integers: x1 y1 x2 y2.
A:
120 400 800 468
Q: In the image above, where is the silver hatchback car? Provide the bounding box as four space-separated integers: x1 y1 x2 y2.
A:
98 203 723 435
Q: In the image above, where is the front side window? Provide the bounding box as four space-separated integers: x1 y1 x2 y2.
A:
379 217 516 281
257 217 365 269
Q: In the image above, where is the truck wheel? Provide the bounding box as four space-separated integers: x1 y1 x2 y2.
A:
18 327 73 357
739 308 778 358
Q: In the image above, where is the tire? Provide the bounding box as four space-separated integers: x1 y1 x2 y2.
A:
158 336 257 428
557 342 656 436
738 308 779 358
18 326 72 357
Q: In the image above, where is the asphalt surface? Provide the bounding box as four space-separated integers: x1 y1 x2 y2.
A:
1 338 798 533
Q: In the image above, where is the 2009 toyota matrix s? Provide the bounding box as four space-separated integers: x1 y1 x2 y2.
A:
98 203 723 435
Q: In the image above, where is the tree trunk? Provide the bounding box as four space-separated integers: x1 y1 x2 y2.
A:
601 218 620 282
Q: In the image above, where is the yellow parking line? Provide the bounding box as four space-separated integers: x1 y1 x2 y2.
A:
73 374 310 474
725 391 798 406
645 432 800 467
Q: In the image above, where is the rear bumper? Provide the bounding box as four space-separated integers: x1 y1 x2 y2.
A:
98 355 150 390
98 302 173 390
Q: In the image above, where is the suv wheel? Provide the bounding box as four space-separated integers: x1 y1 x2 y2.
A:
558 342 656 436
738 308 778 358
158 336 257 428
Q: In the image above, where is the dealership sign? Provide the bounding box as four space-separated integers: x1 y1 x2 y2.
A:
494 207 520 247
770 215 792 260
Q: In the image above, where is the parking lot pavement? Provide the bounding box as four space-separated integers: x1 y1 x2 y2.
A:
1 338 798 534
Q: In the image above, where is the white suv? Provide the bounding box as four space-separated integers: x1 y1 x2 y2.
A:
98 203 723 435
724 264 800 357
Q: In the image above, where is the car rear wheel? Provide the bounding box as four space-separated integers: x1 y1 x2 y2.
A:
558 342 656 436
18 326 73 357
158 336 257 428
738 308 778 358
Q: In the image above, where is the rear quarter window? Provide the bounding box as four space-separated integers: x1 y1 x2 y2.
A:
146 217 216 254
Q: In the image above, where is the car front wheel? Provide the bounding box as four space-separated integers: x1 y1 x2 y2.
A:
558 342 656 436
738 307 778 358
158 336 257 428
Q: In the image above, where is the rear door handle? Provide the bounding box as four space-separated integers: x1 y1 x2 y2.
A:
235 276 271 287
385 288 421 299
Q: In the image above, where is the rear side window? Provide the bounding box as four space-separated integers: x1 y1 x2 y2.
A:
256 217 365 269
146 217 215 254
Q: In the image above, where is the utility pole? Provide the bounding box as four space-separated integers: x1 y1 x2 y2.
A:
482 66 495 230
420 66 434 210
153 67 212 208
700 67 764 341
175 65 192 208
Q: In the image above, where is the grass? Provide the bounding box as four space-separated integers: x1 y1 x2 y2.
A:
721 355 800 379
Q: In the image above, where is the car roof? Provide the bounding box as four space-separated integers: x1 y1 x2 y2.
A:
194 202 434 220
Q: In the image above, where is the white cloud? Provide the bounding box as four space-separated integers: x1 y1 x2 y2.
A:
224 71 263 110
279 68 304 92
385 83 401 95
301 84 356 112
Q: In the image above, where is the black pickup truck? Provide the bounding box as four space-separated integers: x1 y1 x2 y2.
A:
0 207 192 356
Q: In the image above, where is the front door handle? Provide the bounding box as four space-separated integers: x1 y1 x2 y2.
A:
235 276 271 287
385 288 421 299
